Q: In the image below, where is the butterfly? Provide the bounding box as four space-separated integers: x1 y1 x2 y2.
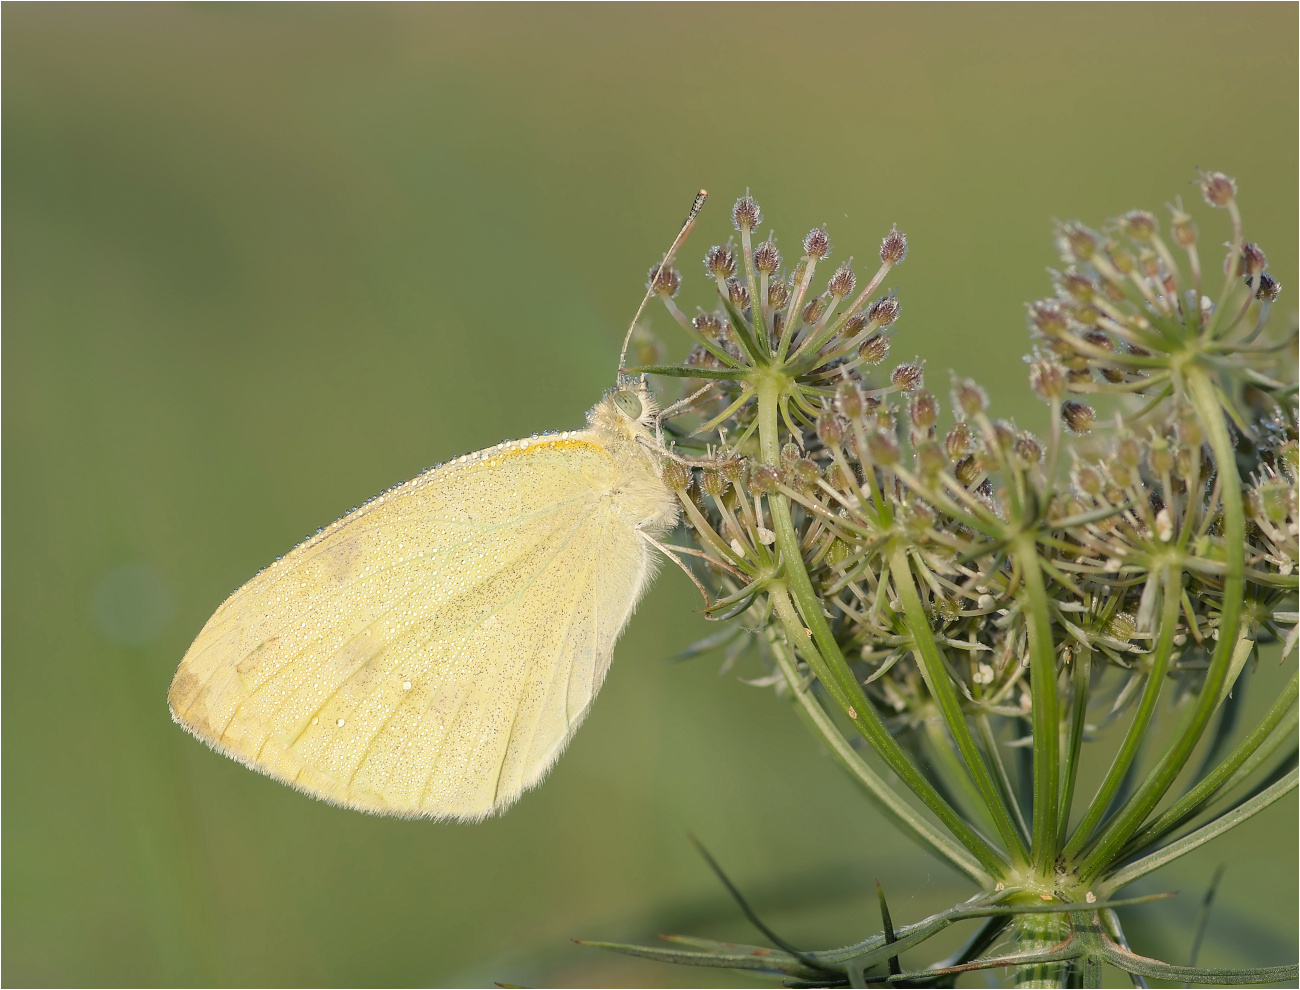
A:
168 191 709 820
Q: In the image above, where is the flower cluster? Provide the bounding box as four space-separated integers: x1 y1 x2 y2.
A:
603 174 1298 987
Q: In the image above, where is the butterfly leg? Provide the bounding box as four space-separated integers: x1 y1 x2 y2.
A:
635 525 714 607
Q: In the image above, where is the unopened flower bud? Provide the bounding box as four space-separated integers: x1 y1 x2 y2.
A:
1072 461 1102 496
1029 356 1067 401
1060 223 1098 261
1147 438 1173 476
880 225 908 264
699 469 727 499
1239 242 1267 277
754 239 781 275
767 280 790 310
909 390 938 429
718 456 745 484
1082 329 1112 353
1060 400 1095 435
1256 479 1293 525
1199 170 1236 207
780 442 801 472
841 313 867 338
891 361 924 393
802 296 826 325
1120 210 1157 240
1110 461 1134 488
828 263 855 298
1171 211 1197 247
915 440 946 478
837 381 865 420
945 421 975 459
732 194 762 231
859 333 890 365
692 312 724 338
661 459 691 491
867 429 900 466
1015 431 1043 465
704 245 737 278
817 413 847 446
803 227 830 259
795 457 821 486
954 455 981 486
1255 272 1281 302
1029 299 1068 335
1116 435 1142 468
1108 244 1136 275
648 263 681 297
951 377 988 417
746 463 779 494
991 419 1016 453
686 343 722 368
867 295 901 328
726 278 749 309
1059 269 1096 303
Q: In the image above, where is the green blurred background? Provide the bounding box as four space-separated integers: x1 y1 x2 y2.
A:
4 5 1296 987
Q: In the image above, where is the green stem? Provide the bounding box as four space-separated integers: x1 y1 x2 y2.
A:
889 543 1029 864
769 585 1005 875
1104 768 1298 889
1012 908 1072 988
1075 365 1246 882
757 379 1007 875
1061 565 1179 860
763 627 990 884
1057 647 1091 848
1017 542 1061 871
1122 672 1298 855
977 712 1032 846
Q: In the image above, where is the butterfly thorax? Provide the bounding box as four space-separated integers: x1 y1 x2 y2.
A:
586 394 679 539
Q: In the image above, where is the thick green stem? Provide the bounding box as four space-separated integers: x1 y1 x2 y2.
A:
889 543 1029 864
1076 365 1246 882
1012 908 1072 988
1017 542 1060 871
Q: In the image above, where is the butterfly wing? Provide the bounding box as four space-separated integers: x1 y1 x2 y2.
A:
168 434 655 820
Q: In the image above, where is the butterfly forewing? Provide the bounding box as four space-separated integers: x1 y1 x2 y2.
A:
169 433 656 820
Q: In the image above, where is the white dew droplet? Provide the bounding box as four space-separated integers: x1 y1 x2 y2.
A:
337 718 346 727
311 716 319 725
402 680 412 691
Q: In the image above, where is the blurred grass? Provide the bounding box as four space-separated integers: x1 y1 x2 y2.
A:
3 4 1296 987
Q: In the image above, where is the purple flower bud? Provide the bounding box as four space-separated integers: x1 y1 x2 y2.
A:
803 226 830 260
880 225 908 265
828 263 856 298
867 295 901 328
732 194 762 231
1061 400 1095 435
753 239 781 276
704 245 737 279
1199 170 1236 207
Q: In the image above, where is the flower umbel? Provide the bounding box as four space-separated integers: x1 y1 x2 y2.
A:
597 179 1298 987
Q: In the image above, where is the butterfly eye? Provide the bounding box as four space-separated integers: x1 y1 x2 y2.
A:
613 390 643 420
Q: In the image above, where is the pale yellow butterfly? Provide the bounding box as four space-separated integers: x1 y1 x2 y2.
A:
168 191 709 820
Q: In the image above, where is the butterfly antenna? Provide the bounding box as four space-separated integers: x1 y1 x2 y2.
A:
618 189 709 375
